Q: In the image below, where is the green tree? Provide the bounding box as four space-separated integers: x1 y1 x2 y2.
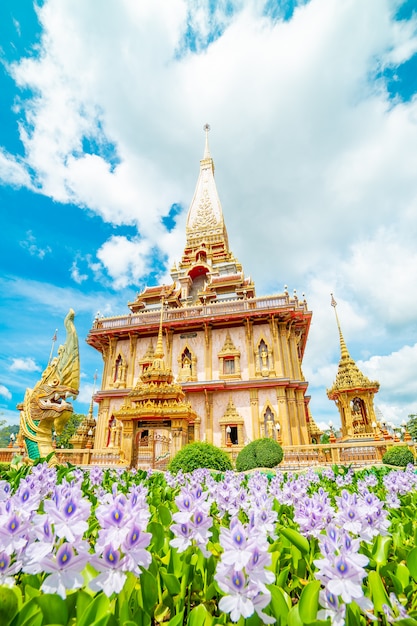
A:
0 421 20 448
55 413 84 449
406 414 417 440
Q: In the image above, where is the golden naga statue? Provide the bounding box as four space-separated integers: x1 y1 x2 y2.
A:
19 309 80 462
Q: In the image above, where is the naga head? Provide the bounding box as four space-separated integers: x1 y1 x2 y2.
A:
32 309 80 433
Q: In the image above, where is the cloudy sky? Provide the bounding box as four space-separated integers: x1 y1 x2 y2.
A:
1 0 416 430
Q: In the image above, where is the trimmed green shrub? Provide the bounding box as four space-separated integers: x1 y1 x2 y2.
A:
235 438 283 472
382 446 414 467
168 441 233 474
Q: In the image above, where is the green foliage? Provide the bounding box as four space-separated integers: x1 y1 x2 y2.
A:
0 422 19 448
382 446 415 467
55 413 84 448
235 437 283 472
167 441 233 474
407 414 417 440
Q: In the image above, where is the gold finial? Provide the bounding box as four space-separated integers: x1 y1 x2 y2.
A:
331 293 349 360
48 328 58 366
203 123 211 159
154 298 165 360
88 370 98 419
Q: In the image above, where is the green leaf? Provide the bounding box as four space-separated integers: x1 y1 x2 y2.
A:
140 569 158 614
269 584 290 625
396 562 410 590
279 527 310 556
160 571 181 596
298 580 321 624
149 521 165 554
287 604 303 626
407 547 417 582
0 586 20 625
167 610 185 626
12 597 41 626
16 613 43 626
158 504 172 527
35 594 68 625
77 592 111 626
76 590 94 624
372 535 392 567
188 603 213 626
368 570 390 614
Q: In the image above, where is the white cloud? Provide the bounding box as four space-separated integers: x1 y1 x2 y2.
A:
9 357 41 373
0 148 32 187
20 230 52 259
70 259 88 284
96 236 154 289
0 385 12 400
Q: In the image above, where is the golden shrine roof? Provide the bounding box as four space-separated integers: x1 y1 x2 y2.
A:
327 295 379 397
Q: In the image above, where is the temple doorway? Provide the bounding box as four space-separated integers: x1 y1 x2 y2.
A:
134 426 172 470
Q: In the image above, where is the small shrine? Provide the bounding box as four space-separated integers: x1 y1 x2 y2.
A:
327 295 380 440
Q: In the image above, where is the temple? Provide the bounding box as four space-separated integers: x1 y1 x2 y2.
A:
327 295 380 439
87 126 315 468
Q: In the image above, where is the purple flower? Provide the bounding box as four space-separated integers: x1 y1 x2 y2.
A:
89 543 127 596
39 542 90 599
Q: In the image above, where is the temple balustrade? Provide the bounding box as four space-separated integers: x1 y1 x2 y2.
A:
0 439 414 470
92 294 308 331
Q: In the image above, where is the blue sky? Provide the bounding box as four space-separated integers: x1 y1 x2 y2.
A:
1 0 417 429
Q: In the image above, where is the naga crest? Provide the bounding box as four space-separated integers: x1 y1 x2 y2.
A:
19 309 80 461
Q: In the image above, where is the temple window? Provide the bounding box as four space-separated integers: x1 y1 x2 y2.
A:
139 341 155 375
220 398 244 448
177 346 197 382
223 357 235 375
263 406 278 439
111 354 127 388
255 339 273 377
218 332 241 379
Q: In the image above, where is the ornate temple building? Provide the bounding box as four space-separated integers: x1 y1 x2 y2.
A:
327 296 380 440
87 127 316 467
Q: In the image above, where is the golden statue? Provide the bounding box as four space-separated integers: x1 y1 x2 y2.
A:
19 309 80 462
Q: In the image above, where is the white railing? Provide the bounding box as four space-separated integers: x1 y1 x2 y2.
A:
92 294 308 331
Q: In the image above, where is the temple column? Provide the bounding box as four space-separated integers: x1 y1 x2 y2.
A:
249 388 259 440
278 324 291 378
205 391 213 443
276 388 291 445
128 334 137 388
245 319 255 378
94 398 110 448
120 419 135 467
204 323 212 380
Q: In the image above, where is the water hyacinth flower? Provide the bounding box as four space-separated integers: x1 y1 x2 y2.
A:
215 517 275 624
89 543 128 596
314 523 372 624
37 541 91 599
170 480 213 556
91 485 152 596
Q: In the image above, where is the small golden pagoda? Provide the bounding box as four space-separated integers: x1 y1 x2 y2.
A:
327 295 380 440
113 304 197 468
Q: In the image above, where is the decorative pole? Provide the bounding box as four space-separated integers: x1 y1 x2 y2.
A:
48 329 58 365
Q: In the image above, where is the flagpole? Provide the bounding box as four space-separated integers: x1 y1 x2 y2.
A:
48 329 58 366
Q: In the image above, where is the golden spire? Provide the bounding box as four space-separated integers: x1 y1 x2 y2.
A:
185 124 228 250
328 294 379 393
203 122 211 160
151 298 167 371
331 293 350 360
